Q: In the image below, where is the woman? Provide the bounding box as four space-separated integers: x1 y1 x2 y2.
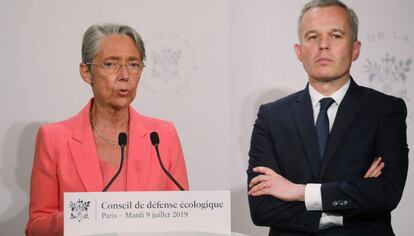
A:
25 23 189 236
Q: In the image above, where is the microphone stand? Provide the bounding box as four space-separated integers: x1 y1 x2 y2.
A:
151 132 184 191
103 133 127 192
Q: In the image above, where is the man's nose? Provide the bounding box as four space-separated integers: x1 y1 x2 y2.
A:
319 36 330 50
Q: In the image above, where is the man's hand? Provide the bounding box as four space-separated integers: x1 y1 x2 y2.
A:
248 167 305 202
364 157 384 178
248 157 384 202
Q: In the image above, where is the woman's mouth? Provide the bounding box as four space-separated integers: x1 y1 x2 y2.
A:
117 89 129 96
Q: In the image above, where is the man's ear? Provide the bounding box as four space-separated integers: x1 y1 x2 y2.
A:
294 43 303 62
80 63 93 85
351 40 361 61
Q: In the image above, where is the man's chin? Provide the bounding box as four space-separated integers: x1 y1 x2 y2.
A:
311 72 349 83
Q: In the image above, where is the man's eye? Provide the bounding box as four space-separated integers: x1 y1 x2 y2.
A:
307 35 317 40
332 34 342 39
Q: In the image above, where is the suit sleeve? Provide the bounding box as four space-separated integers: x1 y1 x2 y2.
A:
321 98 409 216
166 122 189 190
247 105 321 234
25 126 63 236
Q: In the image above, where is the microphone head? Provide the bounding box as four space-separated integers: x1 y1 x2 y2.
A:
150 132 160 146
118 132 128 146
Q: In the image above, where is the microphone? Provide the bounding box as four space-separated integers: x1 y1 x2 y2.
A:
103 132 127 192
150 132 184 191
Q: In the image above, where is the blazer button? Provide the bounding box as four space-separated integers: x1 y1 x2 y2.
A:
332 201 338 206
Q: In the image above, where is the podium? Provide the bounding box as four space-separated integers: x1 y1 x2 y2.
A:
64 191 234 236
87 233 248 236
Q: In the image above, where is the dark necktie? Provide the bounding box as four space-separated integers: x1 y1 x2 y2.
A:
316 97 335 160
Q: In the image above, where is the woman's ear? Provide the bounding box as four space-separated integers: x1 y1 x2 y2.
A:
80 63 93 85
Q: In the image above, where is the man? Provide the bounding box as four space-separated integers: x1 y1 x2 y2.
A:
247 0 408 235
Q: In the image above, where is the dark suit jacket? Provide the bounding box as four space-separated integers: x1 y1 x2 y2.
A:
247 79 408 236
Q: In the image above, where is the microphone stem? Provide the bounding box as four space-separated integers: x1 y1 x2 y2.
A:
154 145 184 191
103 145 126 192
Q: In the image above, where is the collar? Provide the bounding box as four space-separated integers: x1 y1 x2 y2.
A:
308 79 350 108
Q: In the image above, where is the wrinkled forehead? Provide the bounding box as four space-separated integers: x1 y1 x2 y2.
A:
95 34 141 60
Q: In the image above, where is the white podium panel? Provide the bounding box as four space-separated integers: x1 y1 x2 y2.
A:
64 191 230 236
88 232 247 236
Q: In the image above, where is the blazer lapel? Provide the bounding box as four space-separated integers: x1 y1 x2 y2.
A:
69 102 104 192
292 87 321 179
126 108 152 191
319 79 363 179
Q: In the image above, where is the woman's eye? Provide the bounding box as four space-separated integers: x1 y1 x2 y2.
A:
103 62 115 68
129 63 140 69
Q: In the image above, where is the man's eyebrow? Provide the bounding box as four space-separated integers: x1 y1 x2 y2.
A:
304 30 318 37
330 28 345 34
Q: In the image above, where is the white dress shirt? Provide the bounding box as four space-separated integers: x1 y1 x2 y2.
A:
304 79 350 229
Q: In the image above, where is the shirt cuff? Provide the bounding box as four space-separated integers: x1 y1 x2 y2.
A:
319 213 343 229
305 183 322 211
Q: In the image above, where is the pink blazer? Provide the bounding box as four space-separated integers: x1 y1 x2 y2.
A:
25 101 189 236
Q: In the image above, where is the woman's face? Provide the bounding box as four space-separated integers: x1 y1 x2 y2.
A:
81 35 143 110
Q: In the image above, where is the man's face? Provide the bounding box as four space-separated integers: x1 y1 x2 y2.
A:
84 35 143 110
294 5 360 84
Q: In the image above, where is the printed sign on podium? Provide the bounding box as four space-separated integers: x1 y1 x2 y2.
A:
64 191 230 236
